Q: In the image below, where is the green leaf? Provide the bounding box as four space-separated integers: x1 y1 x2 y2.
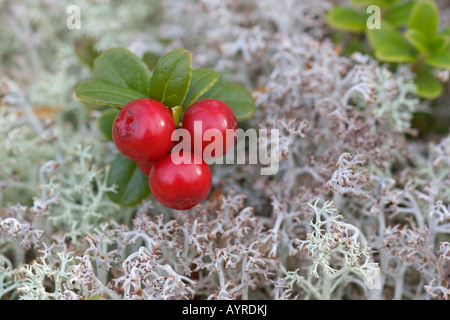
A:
97 108 119 141
367 20 415 62
149 48 193 108
385 1 418 26
75 81 147 107
430 35 450 54
426 49 450 69
182 68 220 109
107 153 150 206
404 28 431 54
171 105 183 127
93 47 152 95
409 0 439 40
199 80 256 122
374 43 416 63
142 51 160 70
366 20 405 48
415 64 443 99
326 6 367 32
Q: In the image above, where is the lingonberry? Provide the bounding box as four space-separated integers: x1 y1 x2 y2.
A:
136 161 154 176
181 98 237 159
112 98 175 163
149 152 212 210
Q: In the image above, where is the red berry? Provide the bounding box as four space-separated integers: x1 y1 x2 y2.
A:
149 152 212 210
137 161 154 176
112 98 175 163
181 99 237 159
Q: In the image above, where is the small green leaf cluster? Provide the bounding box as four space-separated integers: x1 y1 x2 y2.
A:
327 0 450 99
75 48 256 207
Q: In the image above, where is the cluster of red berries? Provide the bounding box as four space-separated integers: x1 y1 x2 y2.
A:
112 98 237 210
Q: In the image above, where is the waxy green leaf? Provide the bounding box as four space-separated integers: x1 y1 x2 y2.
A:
107 153 150 206
171 105 183 127
182 68 220 109
430 35 450 55
374 43 416 62
367 21 415 62
384 1 417 26
367 20 405 48
426 49 450 69
199 80 256 122
149 48 193 108
97 108 119 141
93 47 152 95
75 81 147 107
142 51 160 70
326 6 367 32
404 28 431 54
415 64 443 99
409 0 439 40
